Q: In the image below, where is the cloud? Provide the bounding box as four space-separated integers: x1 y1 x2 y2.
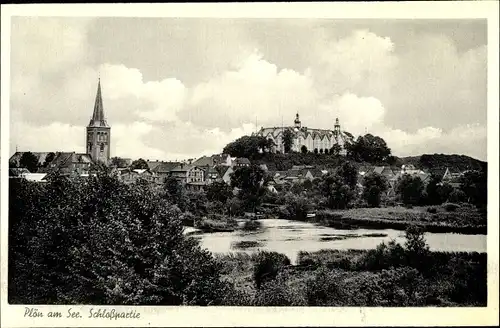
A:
9 18 487 162
180 52 317 130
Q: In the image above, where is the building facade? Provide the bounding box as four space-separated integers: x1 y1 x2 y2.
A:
86 79 111 165
253 114 354 155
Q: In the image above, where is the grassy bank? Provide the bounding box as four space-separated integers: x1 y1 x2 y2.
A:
312 205 486 235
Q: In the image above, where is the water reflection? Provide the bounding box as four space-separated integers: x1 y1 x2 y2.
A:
187 219 487 264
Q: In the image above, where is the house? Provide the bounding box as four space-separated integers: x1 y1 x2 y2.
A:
9 168 48 183
185 181 208 192
442 167 462 181
192 153 233 167
118 168 155 184
234 157 251 167
9 151 93 174
150 161 181 183
9 168 30 177
169 164 205 184
215 165 234 185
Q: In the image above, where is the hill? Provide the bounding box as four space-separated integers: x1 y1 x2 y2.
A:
396 154 486 173
251 152 486 173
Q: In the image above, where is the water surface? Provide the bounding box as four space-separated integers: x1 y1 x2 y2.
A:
186 219 486 264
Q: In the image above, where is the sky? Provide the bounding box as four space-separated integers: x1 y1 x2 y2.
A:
9 17 488 161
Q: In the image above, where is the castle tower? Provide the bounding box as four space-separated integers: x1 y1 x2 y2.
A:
294 113 301 129
86 79 111 164
333 117 341 142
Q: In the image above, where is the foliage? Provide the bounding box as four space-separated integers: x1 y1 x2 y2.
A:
19 151 39 172
230 165 266 212
300 145 308 154
319 173 355 209
254 273 307 306
242 220 263 231
282 129 294 154
305 266 346 306
396 174 425 205
425 174 443 205
129 158 149 170
447 189 467 203
42 152 56 167
253 251 291 289
347 134 391 163
223 135 274 159
206 181 232 204
443 202 460 212
362 172 389 207
459 170 487 207
110 157 129 168
8 171 228 305
330 144 342 156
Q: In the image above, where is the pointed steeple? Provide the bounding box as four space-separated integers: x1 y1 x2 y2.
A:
88 78 108 127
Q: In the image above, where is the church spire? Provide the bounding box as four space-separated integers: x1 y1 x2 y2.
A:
88 78 108 127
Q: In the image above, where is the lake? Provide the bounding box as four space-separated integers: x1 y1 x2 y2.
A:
185 219 487 264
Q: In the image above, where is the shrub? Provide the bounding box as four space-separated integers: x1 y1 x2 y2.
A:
356 240 406 271
253 251 291 289
305 266 346 306
241 219 262 231
254 273 307 306
447 189 467 203
426 207 437 214
443 202 460 212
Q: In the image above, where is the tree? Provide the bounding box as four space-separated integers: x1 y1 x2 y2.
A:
110 157 129 168
324 148 329 155
330 144 342 156
223 136 273 159
396 174 424 205
19 152 39 173
206 181 232 204
9 171 228 305
130 158 149 170
164 176 183 206
300 145 308 154
348 134 391 163
335 161 358 189
319 149 324 154
425 174 443 205
319 173 355 209
230 165 266 212
43 152 56 167
363 172 389 207
282 129 294 153
460 170 487 207
314 148 318 154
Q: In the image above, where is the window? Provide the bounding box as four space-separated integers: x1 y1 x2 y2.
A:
100 144 105 152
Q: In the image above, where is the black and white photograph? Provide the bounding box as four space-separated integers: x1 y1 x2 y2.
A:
1 2 499 327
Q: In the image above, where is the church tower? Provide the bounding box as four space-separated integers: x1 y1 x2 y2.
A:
86 79 111 165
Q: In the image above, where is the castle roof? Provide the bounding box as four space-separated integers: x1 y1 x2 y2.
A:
88 79 108 128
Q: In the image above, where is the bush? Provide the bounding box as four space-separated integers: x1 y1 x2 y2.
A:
254 273 307 306
426 207 437 214
356 240 406 271
447 189 467 203
443 202 460 212
241 219 262 231
253 251 291 289
305 266 346 306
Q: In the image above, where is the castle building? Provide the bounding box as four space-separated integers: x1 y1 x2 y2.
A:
86 79 111 164
253 113 354 155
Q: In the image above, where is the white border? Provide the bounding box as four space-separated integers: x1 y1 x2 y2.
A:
1 2 499 327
